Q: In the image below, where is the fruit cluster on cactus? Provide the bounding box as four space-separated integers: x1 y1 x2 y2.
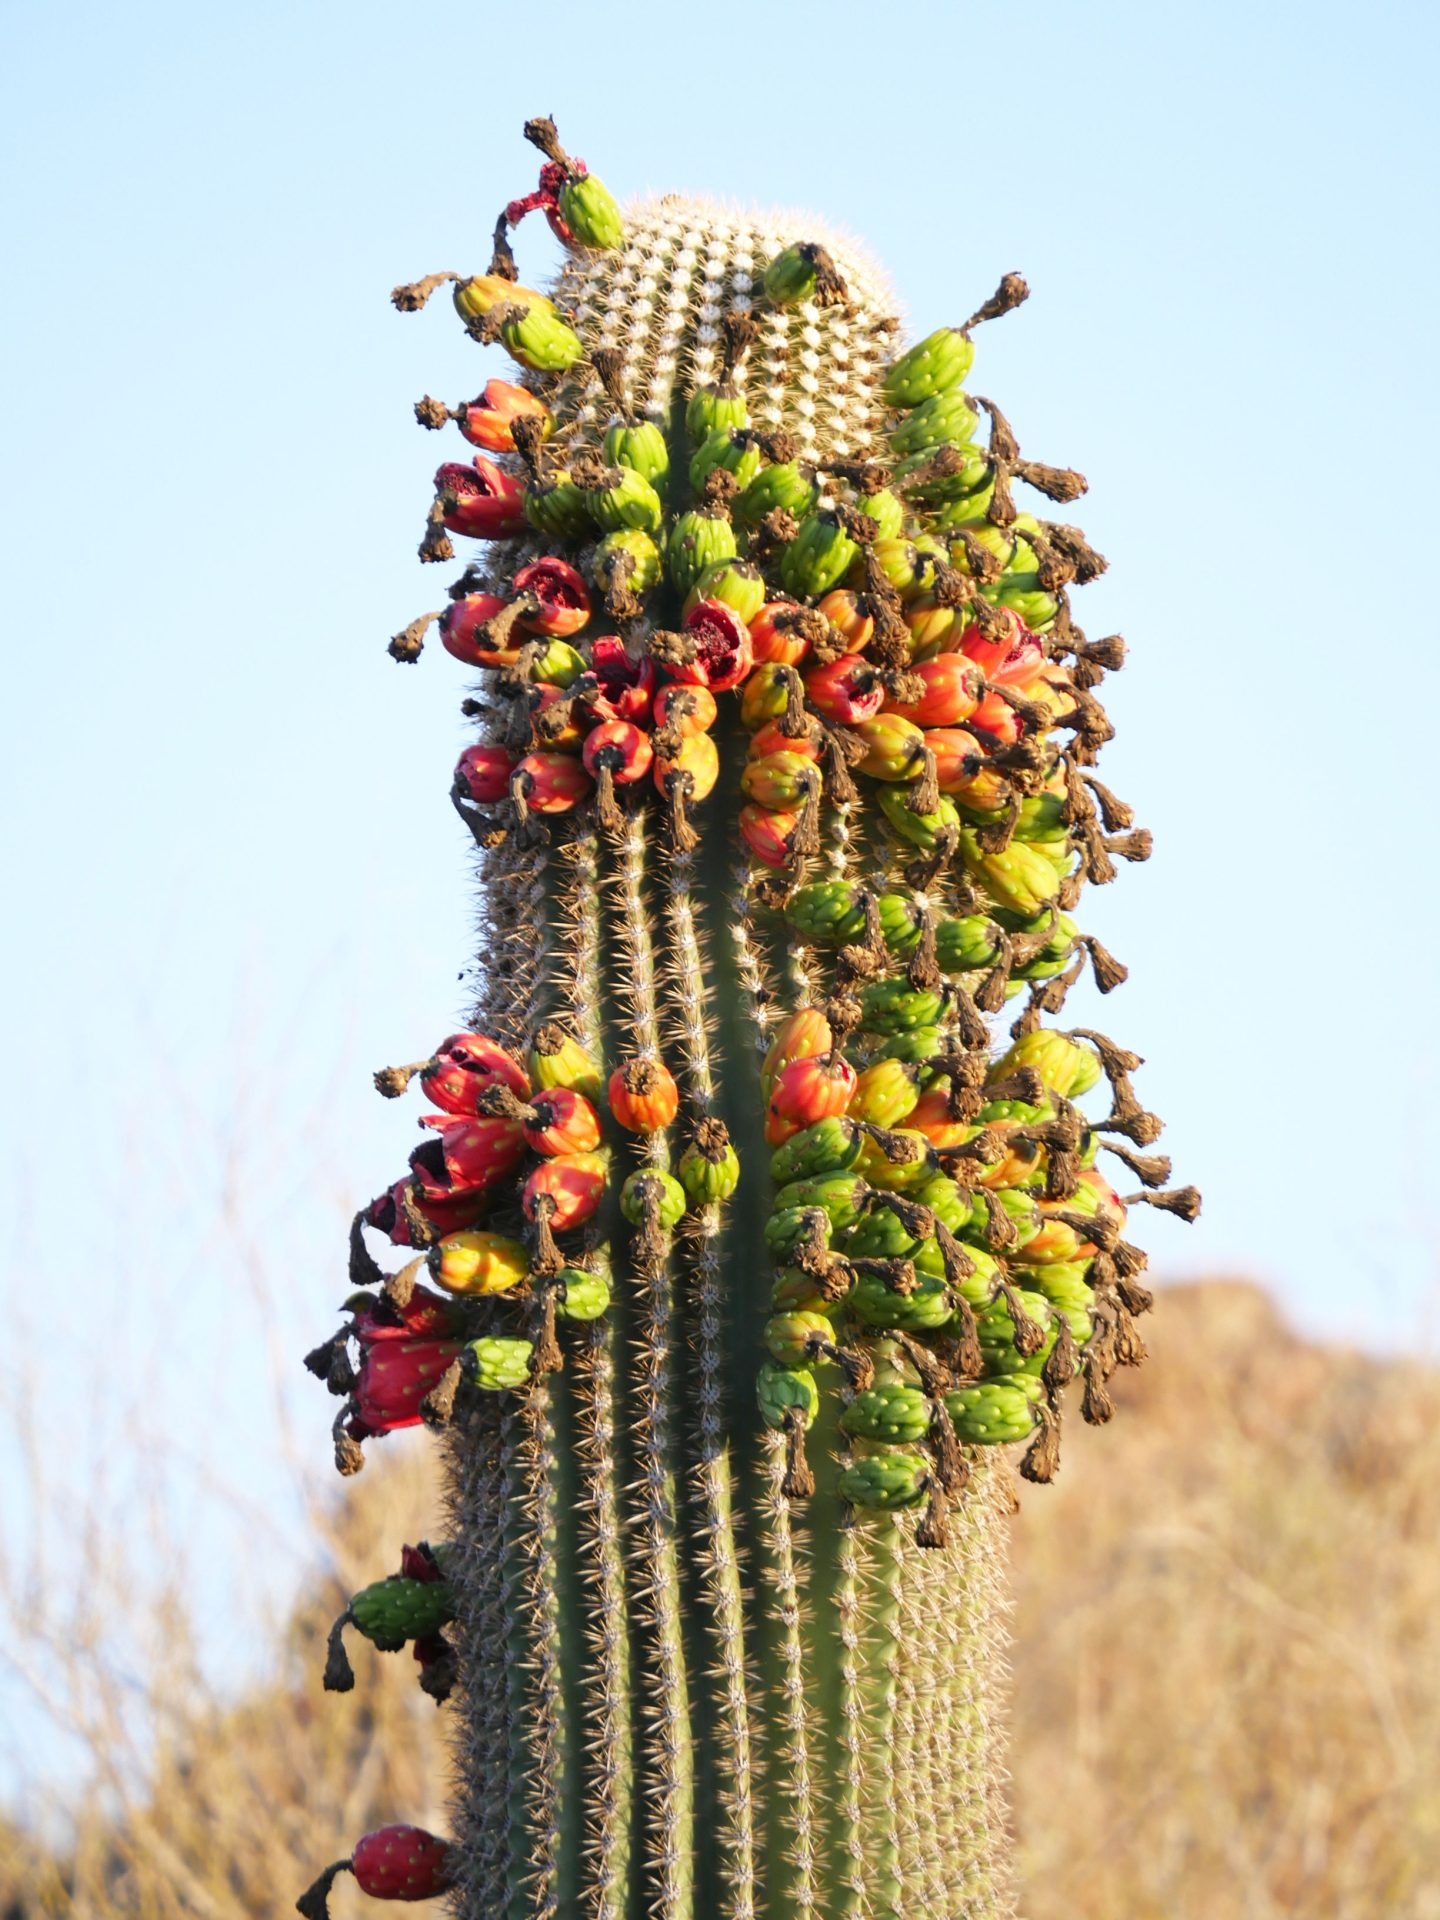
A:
301 116 1195 1920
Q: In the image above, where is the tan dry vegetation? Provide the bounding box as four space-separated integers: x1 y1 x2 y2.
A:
2 1280 1438 1918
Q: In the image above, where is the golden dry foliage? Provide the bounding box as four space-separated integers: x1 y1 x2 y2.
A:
1011 1280 1440 1918
3 1282 1438 1917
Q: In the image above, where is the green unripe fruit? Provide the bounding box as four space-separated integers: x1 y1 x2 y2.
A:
976 1291 1054 1374
524 474 594 541
784 879 869 944
469 1336 535 1392
530 639 587 688
779 510 859 599
585 465 665 534
769 1116 867 1185
735 459 818 527
684 559 767 626
882 327 975 407
350 1575 457 1651
855 487 905 542
858 975 946 1035
894 443 992 505
677 1126 742 1203
604 419 670 488
620 1170 687 1232
500 301 585 374
839 1450 930 1511
689 427 762 496
559 171 625 251
686 384 748 442
843 1207 923 1262
841 1383 932 1446
960 830 1065 917
929 477 998 530
667 509 738 595
846 1267 954 1333
913 1172 975 1236
555 1267 611 1322
877 786 963 853
994 577 1060 632
765 1310 834 1367
757 1359 820 1431
874 1025 948 1065
774 1171 871 1233
594 527 663 599
764 1205 831 1261
761 240 846 308
934 914 1005 975
888 388 981 456
945 1379 1041 1445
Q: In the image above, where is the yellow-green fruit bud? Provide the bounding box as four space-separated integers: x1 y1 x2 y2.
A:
765 1310 833 1367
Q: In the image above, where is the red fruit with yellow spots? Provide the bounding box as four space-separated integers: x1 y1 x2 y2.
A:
739 802 803 869
365 1179 489 1246
352 1337 465 1436
520 1086 603 1156
528 684 585 752
653 682 718 735
816 588 875 653
926 729 1011 810
513 751 592 815
351 1282 463 1346
421 1033 530 1113
851 712 927 780
804 654 885 725
352 1825 456 1901
749 601 813 667
766 1053 858 1146
883 656 983 728
655 728 720 804
435 456 527 540
513 557 592 636
457 378 554 453
761 1007 833 1101
439 594 512 668
748 719 820 763
454 744 517 804
607 1058 680 1133
523 1151 609 1233
412 1112 527 1199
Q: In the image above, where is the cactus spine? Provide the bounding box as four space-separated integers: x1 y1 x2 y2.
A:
301 119 1195 1920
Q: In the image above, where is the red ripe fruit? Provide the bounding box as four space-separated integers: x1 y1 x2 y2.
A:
454 744 517 805
435 456 527 540
607 1058 680 1133
589 636 657 725
423 1033 530 1113
513 557 592 637
765 1053 858 1146
411 1113 526 1199
653 682 717 735
521 1086 603 1157
966 689 1022 748
748 601 812 668
883 655 983 728
671 598 754 692
365 1178 489 1246
739 802 802 869
439 594 512 668
524 1151 609 1233
351 1283 462 1347
583 720 654 787
352 1337 465 1435
748 718 820 762
816 588 875 654
655 729 720 804
804 653 885 725
761 1007 833 1101
927 728 1010 810
513 751 592 816
529 683 585 752
457 378 554 453
957 612 1046 690
352 1825 457 1900
398 1542 445 1582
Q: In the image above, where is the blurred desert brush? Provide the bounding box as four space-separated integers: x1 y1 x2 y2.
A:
2 1281 1437 1916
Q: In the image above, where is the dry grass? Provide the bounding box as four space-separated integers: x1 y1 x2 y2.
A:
3 1280 1438 1917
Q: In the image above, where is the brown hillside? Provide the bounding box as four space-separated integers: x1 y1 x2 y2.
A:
3 1282 1437 1917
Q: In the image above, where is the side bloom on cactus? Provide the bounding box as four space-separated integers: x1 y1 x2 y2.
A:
302 114 1195 1920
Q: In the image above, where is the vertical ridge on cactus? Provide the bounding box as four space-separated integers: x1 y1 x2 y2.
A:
301 115 1195 1920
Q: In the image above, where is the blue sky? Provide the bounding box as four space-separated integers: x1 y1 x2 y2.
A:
3 0 1438 1795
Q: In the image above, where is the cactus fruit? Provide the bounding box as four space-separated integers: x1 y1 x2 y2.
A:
304 117 1195 1919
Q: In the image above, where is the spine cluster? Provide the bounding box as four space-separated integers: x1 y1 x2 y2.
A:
299 115 1195 1920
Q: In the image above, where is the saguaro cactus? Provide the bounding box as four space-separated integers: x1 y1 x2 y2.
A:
301 116 1196 1920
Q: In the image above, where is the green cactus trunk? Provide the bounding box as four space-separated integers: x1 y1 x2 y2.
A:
300 122 1195 1920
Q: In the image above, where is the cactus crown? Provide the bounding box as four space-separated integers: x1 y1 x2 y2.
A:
301 116 1195 1920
